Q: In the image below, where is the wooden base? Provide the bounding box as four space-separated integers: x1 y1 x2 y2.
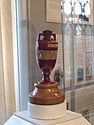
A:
29 83 65 105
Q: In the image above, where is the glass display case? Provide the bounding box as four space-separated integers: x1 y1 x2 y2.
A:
16 0 94 124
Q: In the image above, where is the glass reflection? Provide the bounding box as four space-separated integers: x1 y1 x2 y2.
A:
62 0 90 22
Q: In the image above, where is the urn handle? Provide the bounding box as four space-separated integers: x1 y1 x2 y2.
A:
38 30 56 41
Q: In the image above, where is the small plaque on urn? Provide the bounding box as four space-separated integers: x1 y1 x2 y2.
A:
29 30 65 105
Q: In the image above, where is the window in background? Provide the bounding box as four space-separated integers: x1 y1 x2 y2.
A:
61 0 91 23
61 0 94 124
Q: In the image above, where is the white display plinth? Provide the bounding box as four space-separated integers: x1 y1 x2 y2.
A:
28 100 66 119
4 110 91 125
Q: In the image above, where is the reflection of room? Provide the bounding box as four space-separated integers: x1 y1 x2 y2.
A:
0 0 94 125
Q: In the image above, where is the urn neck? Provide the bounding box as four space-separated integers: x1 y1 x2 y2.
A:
41 68 51 84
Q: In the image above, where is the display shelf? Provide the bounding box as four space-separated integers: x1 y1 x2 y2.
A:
4 110 91 125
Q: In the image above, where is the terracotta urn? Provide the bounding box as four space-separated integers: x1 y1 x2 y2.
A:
29 30 65 105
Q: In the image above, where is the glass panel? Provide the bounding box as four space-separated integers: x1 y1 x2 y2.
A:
15 0 94 124
15 0 29 110
61 0 94 124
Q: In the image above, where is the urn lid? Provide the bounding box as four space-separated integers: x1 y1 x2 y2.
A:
39 30 56 41
43 30 52 41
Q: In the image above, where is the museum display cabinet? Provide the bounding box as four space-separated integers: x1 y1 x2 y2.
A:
4 0 94 125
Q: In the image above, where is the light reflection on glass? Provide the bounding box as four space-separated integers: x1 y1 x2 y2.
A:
64 0 71 15
62 0 91 22
75 1 81 15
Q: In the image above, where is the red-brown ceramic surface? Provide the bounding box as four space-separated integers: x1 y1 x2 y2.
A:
29 30 65 105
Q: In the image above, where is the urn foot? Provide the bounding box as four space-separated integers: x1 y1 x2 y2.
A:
29 83 65 105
